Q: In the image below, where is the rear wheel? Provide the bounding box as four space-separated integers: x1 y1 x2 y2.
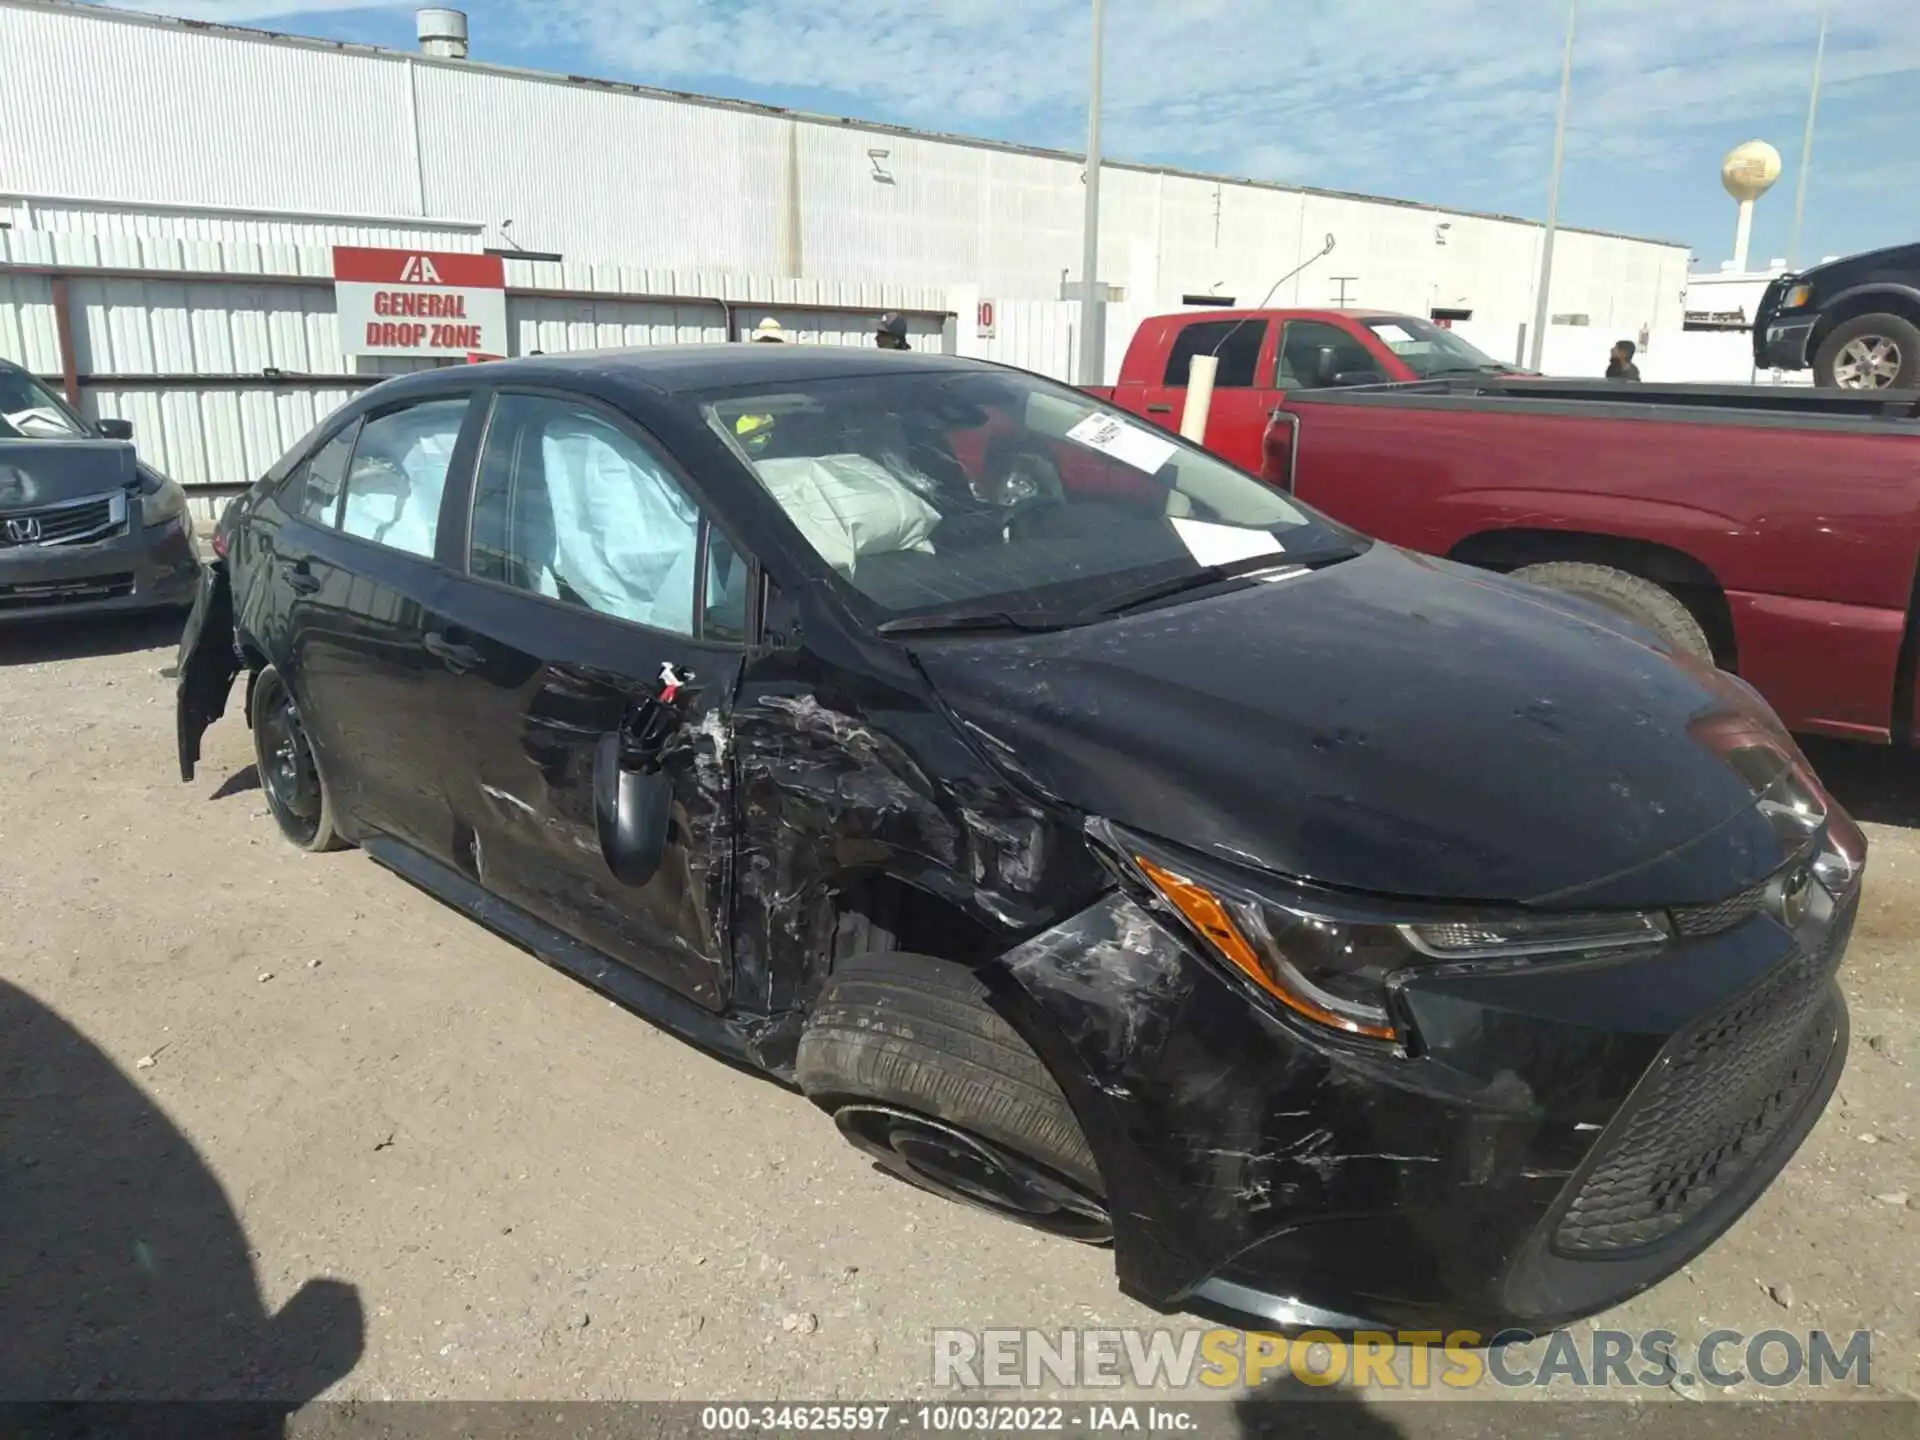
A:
250 665 345 853
1509 561 1713 661
796 950 1109 1243
1813 313 1920 390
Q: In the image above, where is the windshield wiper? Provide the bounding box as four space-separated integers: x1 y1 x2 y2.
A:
876 607 1081 637
1080 556 1311 619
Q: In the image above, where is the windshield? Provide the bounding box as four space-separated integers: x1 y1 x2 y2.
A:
0 368 86 439
696 368 1360 625
1360 317 1507 378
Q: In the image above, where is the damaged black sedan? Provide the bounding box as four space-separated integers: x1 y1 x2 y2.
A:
176 346 1865 1334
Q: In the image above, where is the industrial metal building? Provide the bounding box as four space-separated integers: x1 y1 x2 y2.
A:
0 0 1695 507
5 0 1690 327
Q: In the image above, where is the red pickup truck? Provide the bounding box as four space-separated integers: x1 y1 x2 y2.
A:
1091 308 1920 746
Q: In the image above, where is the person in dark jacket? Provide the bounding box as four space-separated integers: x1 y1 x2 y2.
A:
875 313 912 351
1606 340 1642 381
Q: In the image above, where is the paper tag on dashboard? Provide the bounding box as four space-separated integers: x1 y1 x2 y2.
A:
1067 413 1179 474
1170 517 1285 567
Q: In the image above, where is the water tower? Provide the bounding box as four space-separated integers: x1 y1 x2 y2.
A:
1721 140 1782 273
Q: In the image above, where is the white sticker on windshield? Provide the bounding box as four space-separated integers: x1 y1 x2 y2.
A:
1371 323 1416 348
1170 517 1285 567
1067 412 1179 474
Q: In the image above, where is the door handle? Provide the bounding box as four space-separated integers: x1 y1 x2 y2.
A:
1146 404 1173 414
285 559 322 595
423 630 482 673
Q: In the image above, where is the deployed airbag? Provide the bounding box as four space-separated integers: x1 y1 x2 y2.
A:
755 454 941 574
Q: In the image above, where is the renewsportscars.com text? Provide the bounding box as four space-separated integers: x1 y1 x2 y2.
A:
932 1326 1873 1392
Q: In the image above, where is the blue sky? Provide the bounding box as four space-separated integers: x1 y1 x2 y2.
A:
101 0 1918 269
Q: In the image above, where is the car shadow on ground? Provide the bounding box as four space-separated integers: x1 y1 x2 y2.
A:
213 764 263 800
1802 737 1920 830
1234 1373 1405 1438
0 609 187 667
0 979 364 1430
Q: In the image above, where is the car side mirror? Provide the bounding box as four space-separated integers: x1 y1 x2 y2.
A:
98 418 134 440
593 731 673 888
1314 345 1341 386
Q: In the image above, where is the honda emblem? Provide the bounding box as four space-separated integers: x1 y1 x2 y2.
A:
4 515 43 543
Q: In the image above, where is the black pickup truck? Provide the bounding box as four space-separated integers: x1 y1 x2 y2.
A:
1756 240 1920 390
0 357 200 622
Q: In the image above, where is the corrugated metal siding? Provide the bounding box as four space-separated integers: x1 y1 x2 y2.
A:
0 269 60 372
3 195 482 254
416 62 784 264
0 0 1689 336
0 3 417 217
88 385 366 491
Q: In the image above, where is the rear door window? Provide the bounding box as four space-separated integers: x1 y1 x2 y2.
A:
283 421 359 529
337 397 471 560
1162 320 1268 388
1277 321 1379 388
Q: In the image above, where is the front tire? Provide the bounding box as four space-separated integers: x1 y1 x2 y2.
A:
1813 314 1920 390
250 665 345 853
1509 561 1714 661
796 950 1109 1242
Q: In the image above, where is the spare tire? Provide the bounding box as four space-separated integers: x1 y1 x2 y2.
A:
1508 561 1713 661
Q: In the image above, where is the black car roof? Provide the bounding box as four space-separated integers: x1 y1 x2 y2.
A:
412 344 998 397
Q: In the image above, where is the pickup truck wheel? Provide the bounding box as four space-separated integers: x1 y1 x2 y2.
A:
796 950 1109 1243
1813 314 1920 390
1509 562 1713 661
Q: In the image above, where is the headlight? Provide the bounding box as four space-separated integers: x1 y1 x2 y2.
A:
1104 826 1669 1046
140 478 187 530
1781 284 1814 309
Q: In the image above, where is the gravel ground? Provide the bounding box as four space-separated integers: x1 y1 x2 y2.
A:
0 614 1914 1426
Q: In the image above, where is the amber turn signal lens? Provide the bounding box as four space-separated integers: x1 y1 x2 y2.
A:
1134 856 1397 1041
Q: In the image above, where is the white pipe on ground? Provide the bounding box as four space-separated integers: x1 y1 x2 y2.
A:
1181 354 1218 443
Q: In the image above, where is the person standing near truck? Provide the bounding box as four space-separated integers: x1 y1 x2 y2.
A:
1606 340 1642 382
875 313 912 351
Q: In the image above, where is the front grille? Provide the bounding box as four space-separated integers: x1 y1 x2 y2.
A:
0 494 126 548
0 573 135 610
1671 880 1769 937
1553 890 1855 1256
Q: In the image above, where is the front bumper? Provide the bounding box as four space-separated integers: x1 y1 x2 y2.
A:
1757 316 1816 371
992 854 1857 1335
0 504 200 624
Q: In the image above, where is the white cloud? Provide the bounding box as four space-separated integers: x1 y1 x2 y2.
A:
507 0 1920 201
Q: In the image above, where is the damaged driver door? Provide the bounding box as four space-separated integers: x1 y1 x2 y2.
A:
426 390 750 1013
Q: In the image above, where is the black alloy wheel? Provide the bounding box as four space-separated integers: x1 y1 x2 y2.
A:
832 1103 1113 1243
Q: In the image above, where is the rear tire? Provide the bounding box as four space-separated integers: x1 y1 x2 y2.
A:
250 665 345 853
796 950 1108 1241
1813 313 1920 390
1509 561 1713 661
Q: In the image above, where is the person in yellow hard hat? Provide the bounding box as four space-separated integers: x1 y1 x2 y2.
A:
734 410 776 452
734 318 787 448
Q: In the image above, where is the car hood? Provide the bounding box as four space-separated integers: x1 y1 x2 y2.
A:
0 439 138 510
911 545 1811 909
1796 241 1920 283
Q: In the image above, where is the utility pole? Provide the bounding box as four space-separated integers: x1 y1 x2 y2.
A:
1076 0 1107 385
1788 0 1831 271
1527 0 1578 372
